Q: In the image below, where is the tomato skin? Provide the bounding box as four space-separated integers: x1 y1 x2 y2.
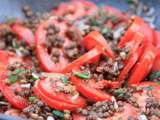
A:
37 77 86 107
61 46 101 73
11 24 34 48
128 44 157 85
71 76 113 102
81 31 115 58
34 81 83 111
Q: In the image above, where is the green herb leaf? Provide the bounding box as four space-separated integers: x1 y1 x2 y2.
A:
8 75 18 84
29 96 37 103
52 110 64 118
60 76 69 85
74 71 90 79
149 71 160 80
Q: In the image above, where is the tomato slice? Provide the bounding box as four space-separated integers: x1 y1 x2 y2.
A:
35 17 69 72
0 51 29 109
34 81 84 111
128 44 157 85
72 103 139 120
81 31 115 58
37 74 86 107
71 75 113 102
0 50 9 71
118 16 145 48
11 23 34 48
61 46 101 73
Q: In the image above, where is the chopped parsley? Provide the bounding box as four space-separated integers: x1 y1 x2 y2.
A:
113 88 125 97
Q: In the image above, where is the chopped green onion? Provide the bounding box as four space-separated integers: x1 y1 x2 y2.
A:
60 76 69 85
74 71 90 79
149 71 160 80
29 96 37 103
52 110 64 118
8 75 18 84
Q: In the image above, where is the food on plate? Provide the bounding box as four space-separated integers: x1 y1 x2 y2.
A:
0 1 160 120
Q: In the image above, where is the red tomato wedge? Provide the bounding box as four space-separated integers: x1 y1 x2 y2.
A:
132 82 160 112
81 31 115 58
11 24 34 47
0 51 29 109
128 44 157 85
72 103 139 120
36 73 86 107
1 77 29 110
34 81 84 111
61 46 101 73
71 76 113 102
35 17 69 72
